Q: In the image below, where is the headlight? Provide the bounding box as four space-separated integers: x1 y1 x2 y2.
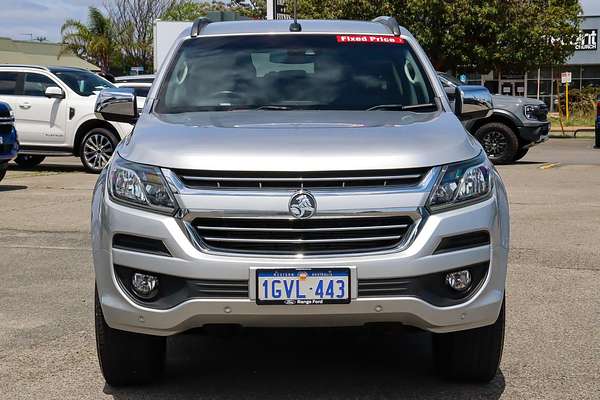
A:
108 153 177 214
428 152 493 212
523 104 538 120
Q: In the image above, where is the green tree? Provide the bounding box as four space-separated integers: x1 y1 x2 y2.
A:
60 7 114 73
297 0 581 74
106 0 179 74
162 0 227 20
162 0 266 21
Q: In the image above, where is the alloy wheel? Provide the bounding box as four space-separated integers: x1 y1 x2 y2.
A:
83 134 114 171
481 131 508 158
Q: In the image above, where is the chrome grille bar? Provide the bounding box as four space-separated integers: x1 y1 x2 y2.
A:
180 174 422 182
202 235 403 244
191 214 416 256
194 224 409 232
172 167 430 191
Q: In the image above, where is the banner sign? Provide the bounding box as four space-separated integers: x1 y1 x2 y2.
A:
575 29 597 51
336 35 405 44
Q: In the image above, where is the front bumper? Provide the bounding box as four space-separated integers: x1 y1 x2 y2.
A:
518 121 550 147
0 126 19 163
92 170 510 336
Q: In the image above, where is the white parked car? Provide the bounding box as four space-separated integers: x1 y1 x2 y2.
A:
114 75 154 110
0 65 132 173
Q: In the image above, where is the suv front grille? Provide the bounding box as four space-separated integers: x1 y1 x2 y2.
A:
191 215 415 255
535 104 549 121
173 168 430 190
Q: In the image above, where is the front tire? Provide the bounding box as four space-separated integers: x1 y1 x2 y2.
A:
80 128 118 174
433 299 505 382
0 164 6 182
513 147 529 162
474 123 519 164
14 154 45 168
95 286 166 386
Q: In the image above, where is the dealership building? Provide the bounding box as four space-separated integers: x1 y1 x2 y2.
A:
464 7 600 110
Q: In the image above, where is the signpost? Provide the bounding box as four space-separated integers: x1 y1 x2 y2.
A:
267 0 290 20
561 72 572 120
130 66 144 75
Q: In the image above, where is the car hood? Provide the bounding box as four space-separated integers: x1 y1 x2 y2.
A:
492 94 545 107
118 110 481 171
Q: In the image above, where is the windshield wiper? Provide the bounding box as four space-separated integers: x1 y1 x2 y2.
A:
255 105 292 111
366 103 436 111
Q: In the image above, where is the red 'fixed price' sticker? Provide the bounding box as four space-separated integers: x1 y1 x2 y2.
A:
336 35 405 44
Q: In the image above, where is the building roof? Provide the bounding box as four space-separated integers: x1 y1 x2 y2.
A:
200 19 396 36
0 37 99 71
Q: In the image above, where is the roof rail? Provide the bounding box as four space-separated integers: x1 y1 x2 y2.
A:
372 16 401 36
0 64 49 71
191 17 212 37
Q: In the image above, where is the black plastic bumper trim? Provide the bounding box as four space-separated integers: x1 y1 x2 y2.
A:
114 264 249 309
433 231 490 255
112 234 172 257
358 261 489 307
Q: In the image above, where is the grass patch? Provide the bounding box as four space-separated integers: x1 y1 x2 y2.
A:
549 114 595 127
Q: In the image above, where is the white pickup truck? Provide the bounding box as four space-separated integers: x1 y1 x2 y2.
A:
0 65 131 173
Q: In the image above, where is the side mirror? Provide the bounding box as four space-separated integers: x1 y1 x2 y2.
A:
444 86 456 102
44 86 65 99
95 88 138 124
454 85 493 121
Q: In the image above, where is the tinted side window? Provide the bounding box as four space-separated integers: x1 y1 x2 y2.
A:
0 72 18 95
24 73 56 97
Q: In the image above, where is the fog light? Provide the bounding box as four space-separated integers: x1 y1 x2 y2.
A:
131 272 159 299
445 270 472 292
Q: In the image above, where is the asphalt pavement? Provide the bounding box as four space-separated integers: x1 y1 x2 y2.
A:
0 139 598 399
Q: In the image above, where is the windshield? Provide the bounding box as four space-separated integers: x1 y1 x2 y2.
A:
155 34 436 113
50 68 115 96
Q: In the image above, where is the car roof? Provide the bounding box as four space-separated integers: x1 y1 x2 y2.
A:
115 74 155 80
0 64 87 72
199 19 399 36
115 75 155 83
115 82 152 87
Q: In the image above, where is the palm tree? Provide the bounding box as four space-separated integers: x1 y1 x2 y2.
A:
60 7 114 73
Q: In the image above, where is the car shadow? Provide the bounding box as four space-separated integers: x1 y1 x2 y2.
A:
513 160 546 165
8 162 86 173
104 328 506 400
0 184 27 192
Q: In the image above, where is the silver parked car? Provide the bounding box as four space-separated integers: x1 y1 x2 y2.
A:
92 17 509 386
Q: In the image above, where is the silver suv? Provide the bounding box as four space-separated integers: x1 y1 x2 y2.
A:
92 17 509 386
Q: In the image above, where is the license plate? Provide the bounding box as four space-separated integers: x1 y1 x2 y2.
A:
257 268 350 305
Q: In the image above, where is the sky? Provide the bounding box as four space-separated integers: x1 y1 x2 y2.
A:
0 0 102 43
0 0 599 44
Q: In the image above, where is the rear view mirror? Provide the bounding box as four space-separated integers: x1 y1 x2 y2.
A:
454 85 493 121
95 88 138 124
269 50 315 64
44 86 65 99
